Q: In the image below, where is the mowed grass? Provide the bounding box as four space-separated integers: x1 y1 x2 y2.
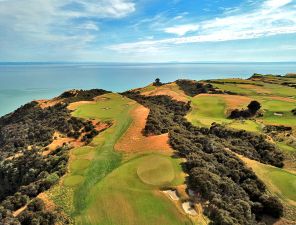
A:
50 93 192 225
259 99 296 126
213 81 296 97
187 95 261 132
137 155 175 186
187 95 230 127
75 153 191 225
243 157 296 206
50 93 136 218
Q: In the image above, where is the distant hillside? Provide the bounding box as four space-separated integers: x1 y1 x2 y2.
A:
0 75 296 225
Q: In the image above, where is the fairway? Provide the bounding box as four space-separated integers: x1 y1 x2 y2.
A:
49 93 136 219
242 156 296 206
137 155 175 186
75 153 191 225
187 95 230 126
187 95 261 132
260 98 296 126
49 93 192 225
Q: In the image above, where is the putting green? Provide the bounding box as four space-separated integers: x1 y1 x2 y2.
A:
137 155 175 186
75 153 189 225
187 95 230 127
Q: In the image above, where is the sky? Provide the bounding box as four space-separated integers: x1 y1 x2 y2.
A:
0 0 296 62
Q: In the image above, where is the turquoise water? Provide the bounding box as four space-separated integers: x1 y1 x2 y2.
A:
0 62 295 116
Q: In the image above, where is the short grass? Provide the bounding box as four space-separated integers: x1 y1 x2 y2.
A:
259 99 296 126
187 95 261 132
137 155 177 186
277 142 296 153
64 175 85 187
228 120 261 133
49 93 136 218
213 83 257 96
50 93 192 225
187 95 230 127
75 153 191 225
243 157 296 206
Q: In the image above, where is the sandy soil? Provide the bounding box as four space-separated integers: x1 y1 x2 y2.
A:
141 83 189 102
238 84 272 94
115 105 173 154
67 101 95 110
268 96 296 103
37 99 63 109
163 190 180 201
38 192 56 211
182 202 198 216
197 93 252 109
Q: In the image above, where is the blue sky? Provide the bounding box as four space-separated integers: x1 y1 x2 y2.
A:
0 0 296 62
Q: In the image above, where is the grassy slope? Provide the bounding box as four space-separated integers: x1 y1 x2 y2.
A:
241 156 296 220
49 93 192 225
76 154 191 225
186 77 296 221
187 95 261 132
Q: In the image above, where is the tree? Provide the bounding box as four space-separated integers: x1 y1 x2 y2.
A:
247 101 261 114
153 78 162 86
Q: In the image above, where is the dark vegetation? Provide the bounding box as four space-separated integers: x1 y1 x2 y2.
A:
0 90 108 224
0 147 70 224
229 101 261 119
153 78 163 86
176 79 236 97
292 109 296 115
57 89 109 104
124 90 284 225
249 74 296 88
0 101 99 159
263 125 292 133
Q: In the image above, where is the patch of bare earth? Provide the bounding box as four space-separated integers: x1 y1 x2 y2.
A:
115 105 173 154
268 96 296 103
141 83 189 102
238 84 272 94
67 101 95 110
43 121 110 156
38 193 56 211
198 93 252 109
37 99 63 109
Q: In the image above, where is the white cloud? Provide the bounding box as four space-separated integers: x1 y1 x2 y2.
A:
0 0 135 53
109 0 296 53
264 0 292 9
164 24 199 36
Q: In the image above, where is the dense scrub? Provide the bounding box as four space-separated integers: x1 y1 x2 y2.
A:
124 91 284 225
228 101 262 119
176 79 236 97
0 101 98 159
0 147 70 224
57 89 109 103
0 90 108 224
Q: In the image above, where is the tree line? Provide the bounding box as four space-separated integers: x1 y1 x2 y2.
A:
123 90 284 225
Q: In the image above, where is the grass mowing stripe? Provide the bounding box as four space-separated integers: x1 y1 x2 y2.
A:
72 95 135 216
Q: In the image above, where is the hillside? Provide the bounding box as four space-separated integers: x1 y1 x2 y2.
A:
0 74 296 225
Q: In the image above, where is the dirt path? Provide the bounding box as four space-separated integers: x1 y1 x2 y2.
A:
115 105 173 154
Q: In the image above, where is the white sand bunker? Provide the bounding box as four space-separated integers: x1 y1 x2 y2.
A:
163 190 179 201
182 202 198 216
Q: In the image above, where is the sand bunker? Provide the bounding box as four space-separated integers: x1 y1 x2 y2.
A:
115 105 173 153
182 202 198 216
163 190 180 201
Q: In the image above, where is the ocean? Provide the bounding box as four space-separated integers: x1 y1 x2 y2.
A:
0 62 295 116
